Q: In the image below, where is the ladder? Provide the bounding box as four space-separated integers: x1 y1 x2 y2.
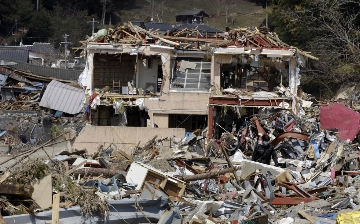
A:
113 80 121 94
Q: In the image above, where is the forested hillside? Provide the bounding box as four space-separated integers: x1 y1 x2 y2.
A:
1 0 360 98
0 0 266 47
268 0 360 98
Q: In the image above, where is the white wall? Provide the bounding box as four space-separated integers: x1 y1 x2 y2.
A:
137 58 160 90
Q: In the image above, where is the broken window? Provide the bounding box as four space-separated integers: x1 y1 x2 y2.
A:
171 58 211 91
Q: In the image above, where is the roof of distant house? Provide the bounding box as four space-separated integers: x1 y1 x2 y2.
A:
145 22 174 32
176 9 209 17
27 42 59 56
0 57 81 81
0 46 29 63
130 21 145 28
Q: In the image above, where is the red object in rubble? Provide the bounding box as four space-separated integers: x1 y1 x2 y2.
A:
320 103 360 141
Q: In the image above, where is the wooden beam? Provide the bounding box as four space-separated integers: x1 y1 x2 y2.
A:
64 161 87 175
121 29 141 41
0 184 34 198
128 21 143 40
298 210 318 223
134 25 181 46
0 171 10 184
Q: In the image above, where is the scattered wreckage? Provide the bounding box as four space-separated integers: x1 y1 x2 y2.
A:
1 23 360 224
0 100 359 224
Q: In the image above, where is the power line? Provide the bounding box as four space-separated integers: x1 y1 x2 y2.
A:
0 23 16 45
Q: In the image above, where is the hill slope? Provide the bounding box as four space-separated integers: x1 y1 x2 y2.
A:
118 0 267 30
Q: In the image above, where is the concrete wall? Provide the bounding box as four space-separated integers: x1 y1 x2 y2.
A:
145 92 210 112
145 91 210 128
72 126 185 154
152 114 169 128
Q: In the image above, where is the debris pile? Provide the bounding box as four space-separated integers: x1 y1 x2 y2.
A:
0 101 358 223
83 22 307 51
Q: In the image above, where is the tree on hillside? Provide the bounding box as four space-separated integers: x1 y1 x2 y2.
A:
270 0 360 86
211 0 223 17
0 0 34 33
50 4 93 47
224 0 237 24
28 8 54 40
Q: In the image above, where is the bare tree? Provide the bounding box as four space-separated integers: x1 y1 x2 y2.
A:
100 0 111 25
224 0 236 24
229 12 237 25
146 0 156 21
211 0 223 17
159 0 167 22
273 0 360 83
305 0 360 82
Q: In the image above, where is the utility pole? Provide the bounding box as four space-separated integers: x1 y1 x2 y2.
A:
265 0 268 28
60 34 71 69
152 0 155 21
37 0 39 10
88 18 99 35
147 0 155 21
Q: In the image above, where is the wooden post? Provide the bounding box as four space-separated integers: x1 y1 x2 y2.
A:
208 104 214 139
0 213 7 224
51 193 60 224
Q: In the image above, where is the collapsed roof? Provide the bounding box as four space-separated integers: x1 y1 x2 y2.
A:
82 22 317 60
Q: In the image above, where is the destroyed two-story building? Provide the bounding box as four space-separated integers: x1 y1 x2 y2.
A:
78 23 317 136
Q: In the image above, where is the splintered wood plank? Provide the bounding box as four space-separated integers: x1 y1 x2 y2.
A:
51 193 60 224
298 210 317 223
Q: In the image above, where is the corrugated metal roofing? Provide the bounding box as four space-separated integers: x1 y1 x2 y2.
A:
39 80 85 114
130 21 146 29
0 57 81 81
0 46 29 63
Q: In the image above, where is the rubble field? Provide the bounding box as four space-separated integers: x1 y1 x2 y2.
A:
0 21 359 224
0 101 359 224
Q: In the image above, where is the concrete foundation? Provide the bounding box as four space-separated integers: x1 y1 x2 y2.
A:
72 126 185 155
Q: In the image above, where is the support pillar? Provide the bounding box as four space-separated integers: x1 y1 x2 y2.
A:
288 57 297 95
208 105 214 139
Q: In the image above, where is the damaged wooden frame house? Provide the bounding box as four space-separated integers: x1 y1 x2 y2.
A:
79 21 317 134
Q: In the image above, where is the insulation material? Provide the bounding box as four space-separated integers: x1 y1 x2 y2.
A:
78 52 94 91
320 103 360 141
